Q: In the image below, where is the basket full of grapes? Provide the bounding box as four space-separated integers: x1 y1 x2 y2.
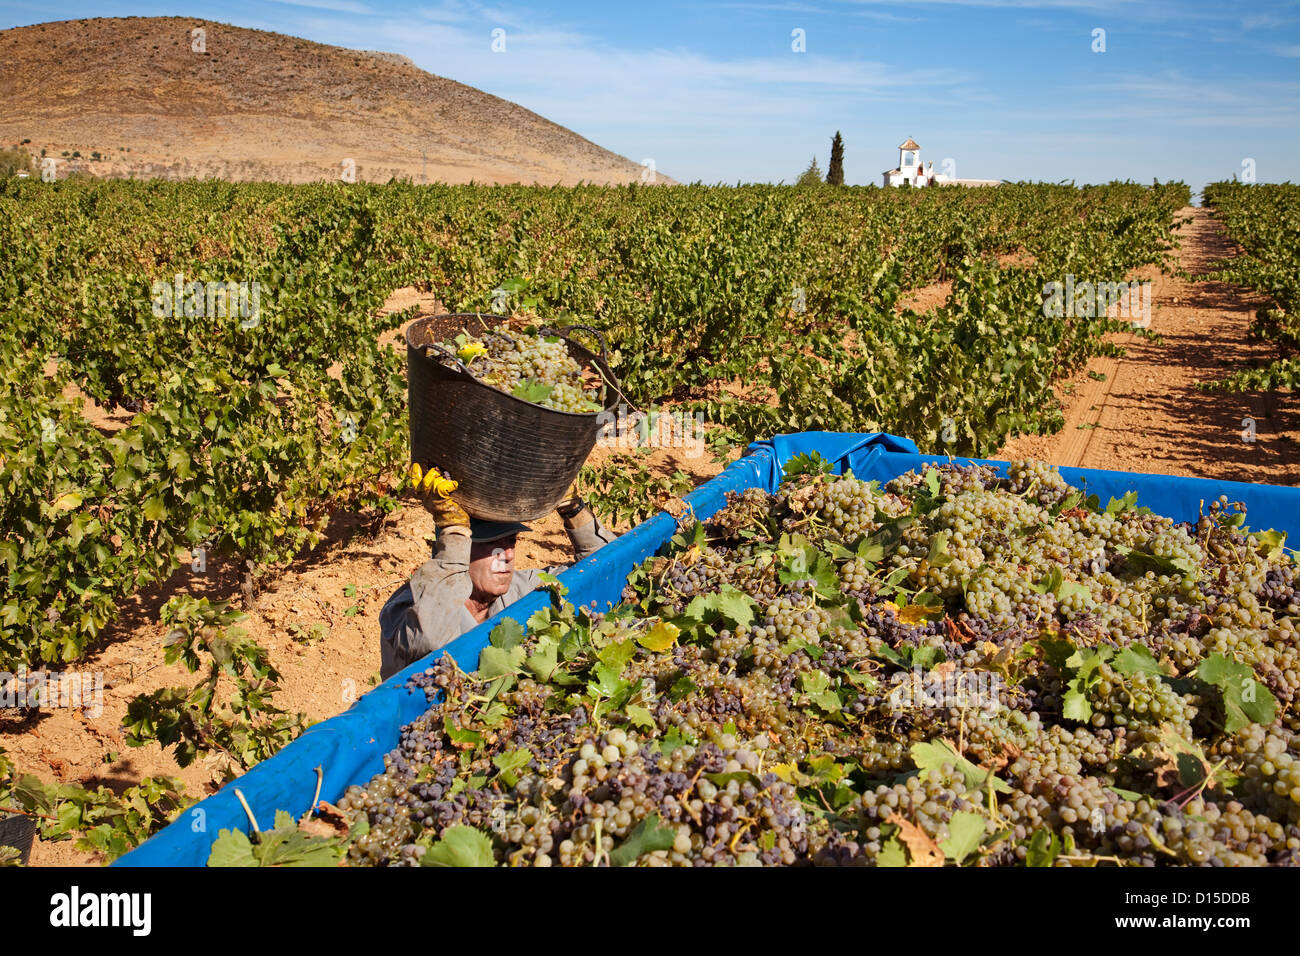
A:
405 313 621 522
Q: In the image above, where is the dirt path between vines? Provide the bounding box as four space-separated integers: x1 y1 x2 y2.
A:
997 206 1300 485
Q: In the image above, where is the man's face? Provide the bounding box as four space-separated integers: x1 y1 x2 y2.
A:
467 536 516 598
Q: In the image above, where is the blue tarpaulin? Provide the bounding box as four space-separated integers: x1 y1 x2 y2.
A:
116 431 1299 865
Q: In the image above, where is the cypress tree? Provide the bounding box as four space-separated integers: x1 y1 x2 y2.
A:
826 131 845 186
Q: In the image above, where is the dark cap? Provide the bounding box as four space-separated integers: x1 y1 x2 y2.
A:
469 518 530 543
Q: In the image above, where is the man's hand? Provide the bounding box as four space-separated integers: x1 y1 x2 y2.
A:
408 462 470 533
556 483 593 530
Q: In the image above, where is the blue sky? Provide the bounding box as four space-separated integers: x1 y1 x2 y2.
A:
2 1 1298 188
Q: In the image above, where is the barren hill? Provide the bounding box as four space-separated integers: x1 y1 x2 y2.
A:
0 17 667 185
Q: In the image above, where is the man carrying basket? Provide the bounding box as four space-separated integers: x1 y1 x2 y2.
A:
378 464 616 679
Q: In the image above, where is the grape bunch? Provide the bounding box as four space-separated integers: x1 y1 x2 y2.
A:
1084 664 1197 731
337 459 1300 866
444 330 603 413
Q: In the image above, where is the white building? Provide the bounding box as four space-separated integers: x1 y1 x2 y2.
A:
881 137 999 187
882 138 936 187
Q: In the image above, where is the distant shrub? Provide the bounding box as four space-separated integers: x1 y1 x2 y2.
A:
0 148 35 178
795 157 824 187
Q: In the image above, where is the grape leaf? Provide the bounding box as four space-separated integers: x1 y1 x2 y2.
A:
910 645 945 670
658 727 694 755
1033 567 1062 595
492 748 532 786
895 602 945 625
1249 529 1286 561
877 831 908 867
1113 644 1164 678
1026 828 1059 867
1151 726 1238 792
1037 636 1075 670
780 635 825 659
638 621 680 652
874 643 905 667
588 662 623 698
668 674 697 701
477 645 525 679
254 828 344 867
597 639 637 671
421 826 497 867
782 451 833 479
841 667 878 693
706 771 762 787
1114 545 1196 578
1058 580 1091 602
52 491 83 512
710 586 757 627
489 618 525 650
1196 654 1277 732
208 824 343 867
524 635 563 683
442 718 482 748
625 704 656 729
1049 490 1083 516
777 543 839 598
511 381 555 405
1104 491 1142 515
804 753 848 784
769 763 813 786
1107 786 1145 801
940 811 987 863
1062 680 1093 722
606 676 643 712
1060 646 1111 721
926 531 954 567
609 813 677 866
910 739 1011 794
861 521 907 562
924 468 941 498
799 671 841 713
207 828 258 867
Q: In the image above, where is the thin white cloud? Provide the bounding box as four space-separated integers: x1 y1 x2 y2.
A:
1242 13 1290 30
414 3 474 23
267 0 377 15
838 0 1117 10
348 16 973 125
720 2 831 12
1082 72 1300 108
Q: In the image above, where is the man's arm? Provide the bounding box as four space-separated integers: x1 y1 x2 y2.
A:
557 495 618 562
378 532 476 680
566 511 617 561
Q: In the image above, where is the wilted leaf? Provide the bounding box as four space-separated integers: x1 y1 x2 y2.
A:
638 621 679 652
886 812 944 867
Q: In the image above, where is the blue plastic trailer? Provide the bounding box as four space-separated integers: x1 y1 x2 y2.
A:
116 432 1300 865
